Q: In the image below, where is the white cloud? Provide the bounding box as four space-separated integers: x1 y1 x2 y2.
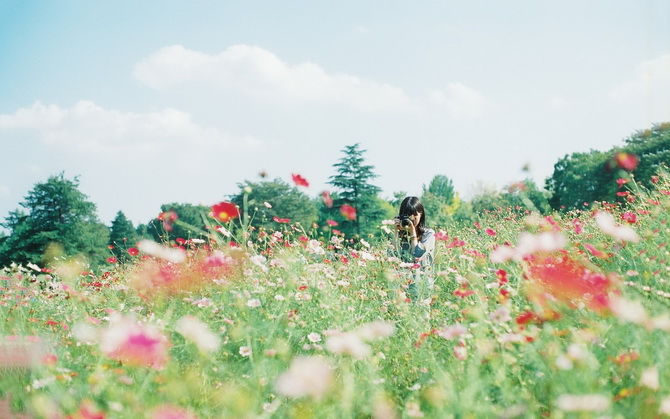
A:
133 44 414 113
0 101 261 155
429 82 493 119
609 53 670 101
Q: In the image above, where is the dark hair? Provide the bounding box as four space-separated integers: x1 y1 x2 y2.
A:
399 196 426 239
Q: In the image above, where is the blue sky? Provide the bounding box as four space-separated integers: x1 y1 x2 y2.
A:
1 1 669 229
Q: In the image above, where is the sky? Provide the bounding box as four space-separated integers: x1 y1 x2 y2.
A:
1 0 669 230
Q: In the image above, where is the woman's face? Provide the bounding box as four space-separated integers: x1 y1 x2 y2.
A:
412 212 422 227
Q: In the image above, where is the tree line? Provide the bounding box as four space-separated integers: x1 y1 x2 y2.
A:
1 123 668 269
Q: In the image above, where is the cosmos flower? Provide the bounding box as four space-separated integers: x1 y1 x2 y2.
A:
594 211 639 242
275 356 333 400
524 252 617 312
291 173 310 187
175 316 220 353
614 152 639 171
340 205 357 221
322 190 333 207
210 201 240 223
100 314 170 369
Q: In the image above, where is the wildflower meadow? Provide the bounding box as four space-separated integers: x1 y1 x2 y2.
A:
3 174 670 418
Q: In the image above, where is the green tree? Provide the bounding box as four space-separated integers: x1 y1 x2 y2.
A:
0 173 109 267
230 179 318 232
420 174 459 228
108 211 139 262
328 143 385 238
545 123 670 211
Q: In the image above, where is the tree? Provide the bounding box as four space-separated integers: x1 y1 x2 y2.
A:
545 123 670 211
109 211 139 262
328 143 384 237
230 179 318 232
0 173 109 267
420 174 459 228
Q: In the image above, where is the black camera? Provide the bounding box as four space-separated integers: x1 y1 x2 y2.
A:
398 214 412 227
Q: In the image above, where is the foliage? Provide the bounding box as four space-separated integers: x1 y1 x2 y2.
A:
0 173 109 268
230 178 318 233
546 123 670 210
328 143 384 238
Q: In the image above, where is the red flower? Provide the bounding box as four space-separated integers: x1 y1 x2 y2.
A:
516 310 536 325
616 178 630 188
621 212 637 224
322 190 333 208
273 216 290 223
485 228 496 236
524 252 616 312
340 205 356 221
291 173 310 187
326 219 338 227
127 247 139 256
158 210 178 232
211 202 240 223
106 257 117 264
615 152 639 171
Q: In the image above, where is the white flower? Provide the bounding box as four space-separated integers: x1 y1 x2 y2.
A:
660 397 670 415
275 356 333 400
435 324 467 340
595 211 639 242
307 333 322 343
239 346 252 357
249 255 268 272
556 394 610 412
325 332 371 359
489 306 511 323
263 201 272 208
175 316 220 353
609 296 650 326
306 240 325 255
354 321 395 341
641 367 659 390
137 240 186 263
246 299 261 308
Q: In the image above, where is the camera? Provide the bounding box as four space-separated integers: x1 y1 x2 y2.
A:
398 214 412 227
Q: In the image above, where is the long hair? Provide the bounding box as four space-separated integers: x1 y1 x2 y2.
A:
399 196 426 239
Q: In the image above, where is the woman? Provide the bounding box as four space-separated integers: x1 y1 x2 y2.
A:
395 196 435 300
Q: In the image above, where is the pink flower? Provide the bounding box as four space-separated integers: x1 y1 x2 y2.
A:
291 173 310 187
150 405 198 419
615 152 639 171
621 212 637 224
340 205 357 221
322 190 333 208
485 228 496 236
100 315 170 369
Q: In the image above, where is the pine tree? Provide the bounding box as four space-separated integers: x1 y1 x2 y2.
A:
109 211 138 261
328 143 384 237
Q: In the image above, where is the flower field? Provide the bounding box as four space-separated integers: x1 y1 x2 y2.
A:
3 177 670 418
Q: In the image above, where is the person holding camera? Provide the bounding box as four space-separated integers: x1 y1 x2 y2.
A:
394 196 435 301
